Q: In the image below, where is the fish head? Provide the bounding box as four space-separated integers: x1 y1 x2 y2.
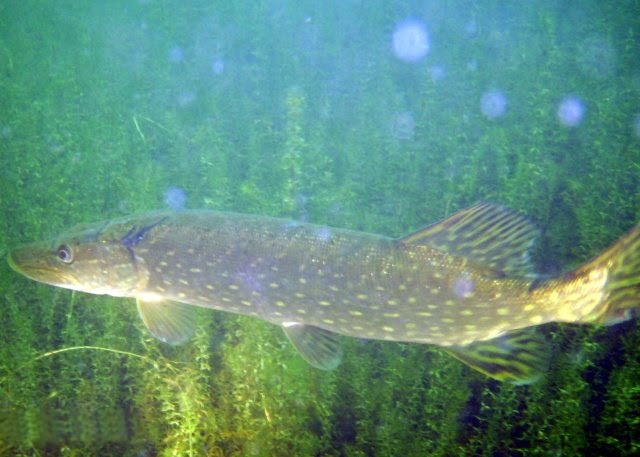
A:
7 216 155 297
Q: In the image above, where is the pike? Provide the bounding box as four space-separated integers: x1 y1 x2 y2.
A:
7 203 640 383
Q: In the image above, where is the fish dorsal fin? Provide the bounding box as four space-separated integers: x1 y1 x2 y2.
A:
445 329 550 384
136 297 197 345
282 323 343 370
401 203 539 276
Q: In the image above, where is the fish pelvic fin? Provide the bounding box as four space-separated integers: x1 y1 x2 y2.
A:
445 329 550 384
571 222 640 325
282 323 343 370
401 203 539 277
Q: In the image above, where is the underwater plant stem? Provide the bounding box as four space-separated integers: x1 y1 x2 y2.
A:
34 345 167 369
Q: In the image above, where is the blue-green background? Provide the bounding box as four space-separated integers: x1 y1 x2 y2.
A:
1 1 639 455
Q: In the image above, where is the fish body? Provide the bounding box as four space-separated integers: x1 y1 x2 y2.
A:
8 204 640 383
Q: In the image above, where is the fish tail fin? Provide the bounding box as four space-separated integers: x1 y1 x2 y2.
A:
599 223 640 325
568 223 640 325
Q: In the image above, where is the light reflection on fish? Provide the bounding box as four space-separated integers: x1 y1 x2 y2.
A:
7 203 640 383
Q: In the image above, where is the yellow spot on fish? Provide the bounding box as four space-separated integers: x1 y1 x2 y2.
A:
323 319 334 325
159 261 168 267
178 279 190 286
206 284 215 290
427 304 437 310
299 277 307 284
398 284 407 291
352 325 364 331
228 284 239 290
329 285 339 292
441 318 455 323
166 251 175 256
445 300 455 306
294 292 305 299
154 267 162 273
417 312 432 317
529 315 544 324
349 310 363 316
408 297 417 304
319 300 331 306
382 326 395 332
276 301 286 307
464 324 476 331
430 289 440 295
383 312 400 318
241 300 252 306
524 304 535 312
497 307 510 316
222 297 231 303
269 282 279 288
386 299 398 306
405 323 416 329
375 286 385 291
357 294 368 300
189 268 202 273
296 309 307 314
178 292 186 299
460 309 474 316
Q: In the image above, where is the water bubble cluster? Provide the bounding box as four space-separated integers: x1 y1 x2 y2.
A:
390 112 416 140
211 58 225 75
481 90 508 119
557 96 585 127
164 186 187 211
392 19 430 63
168 46 184 63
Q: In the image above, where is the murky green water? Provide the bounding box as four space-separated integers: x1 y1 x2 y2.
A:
1 1 639 455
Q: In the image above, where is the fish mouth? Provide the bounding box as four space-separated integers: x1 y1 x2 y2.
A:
7 245 58 283
7 248 28 274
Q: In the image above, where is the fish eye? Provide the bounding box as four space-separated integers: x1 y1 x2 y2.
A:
56 244 74 264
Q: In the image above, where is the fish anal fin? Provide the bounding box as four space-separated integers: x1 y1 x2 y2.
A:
401 203 540 277
445 329 550 385
282 323 343 370
136 298 197 345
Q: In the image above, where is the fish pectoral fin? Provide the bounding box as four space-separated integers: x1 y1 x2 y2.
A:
282 323 343 370
444 329 550 385
136 298 197 345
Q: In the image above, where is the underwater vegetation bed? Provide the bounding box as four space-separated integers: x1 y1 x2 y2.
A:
1 0 639 456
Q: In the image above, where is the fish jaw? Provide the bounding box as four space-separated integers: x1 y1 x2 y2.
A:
7 242 73 288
